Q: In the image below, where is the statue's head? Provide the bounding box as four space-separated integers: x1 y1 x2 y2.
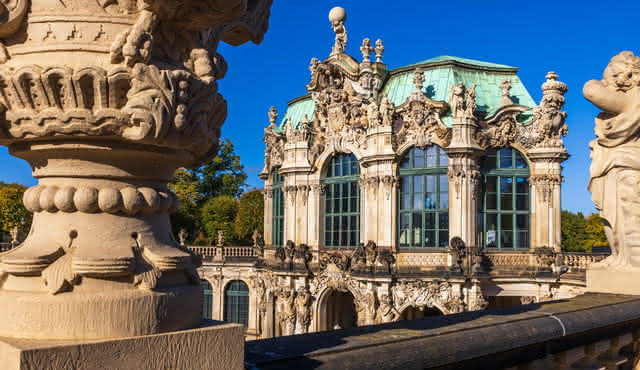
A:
603 51 640 92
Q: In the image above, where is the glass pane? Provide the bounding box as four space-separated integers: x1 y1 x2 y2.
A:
402 194 410 210
412 214 422 246
516 214 528 231
401 177 410 193
350 196 357 213
425 213 435 229
424 230 436 247
499 149 513 168
500 177 513 194
342 197 348 212
335 159 342 177
413 148 424 168
516 177 529 194
438 230 449 247
351 181 358 197
501 214 513 232
501 194 513 211
516 194 528 211
333 197 340 212
439 147 448 166
399 213 409 245
414 176 424 192
351 157 359 175
517 231 529 248
486 214 497 247
487 194 497 210
515 151 527 169
486 176 497 193
439 212 449 230
439 191 449 209
425 175 436 192
414 192 424 209
501 231 514 248
426 146 437 167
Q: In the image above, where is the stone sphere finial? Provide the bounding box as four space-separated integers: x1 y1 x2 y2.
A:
329 6 346 24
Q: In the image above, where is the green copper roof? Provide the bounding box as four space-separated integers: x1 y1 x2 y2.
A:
405 55 517 70
278 55 537 129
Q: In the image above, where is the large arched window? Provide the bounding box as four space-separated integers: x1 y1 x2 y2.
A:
201 280 213 320
224 280 249 327
324 153 360 248
272 167 284 246
480 148 530 249
398 146 449 248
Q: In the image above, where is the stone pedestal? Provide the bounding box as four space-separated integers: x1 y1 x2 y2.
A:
0 322 244 370
587 268 640 295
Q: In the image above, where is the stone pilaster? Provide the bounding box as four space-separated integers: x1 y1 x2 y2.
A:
447 116 483 248
528 147 568 251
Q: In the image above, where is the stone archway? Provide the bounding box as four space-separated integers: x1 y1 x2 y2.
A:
317 289 358 331
399 305 443 321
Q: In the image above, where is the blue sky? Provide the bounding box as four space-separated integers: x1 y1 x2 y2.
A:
0 1 637 215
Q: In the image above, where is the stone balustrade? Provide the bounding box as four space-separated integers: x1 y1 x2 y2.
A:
245 294 640 369
185 245 256 260
563 252 607 270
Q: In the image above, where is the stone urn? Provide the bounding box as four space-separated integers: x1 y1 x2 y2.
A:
0 0 272 340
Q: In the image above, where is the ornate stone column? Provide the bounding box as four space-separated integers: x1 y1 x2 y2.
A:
0 0 272 349
447 111 483 248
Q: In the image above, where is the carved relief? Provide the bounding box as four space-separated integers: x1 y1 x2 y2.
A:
530 174 562 204
394 68 450 149
391 280 458 315
263 107 285 174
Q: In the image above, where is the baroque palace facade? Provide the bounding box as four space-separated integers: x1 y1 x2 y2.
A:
194 8 605 340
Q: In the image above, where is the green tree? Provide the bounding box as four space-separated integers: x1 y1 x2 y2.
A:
561 210 588 252
201 195 238 245
234 189 265 243
0 183 32 234
168 139 247 242
584 213 609 252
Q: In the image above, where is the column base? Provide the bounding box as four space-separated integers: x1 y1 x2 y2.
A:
0 321 244 370
587 267 640 295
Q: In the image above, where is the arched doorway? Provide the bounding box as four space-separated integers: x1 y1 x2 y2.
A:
319 289 357 331
400 306 443 321
224 280 249 327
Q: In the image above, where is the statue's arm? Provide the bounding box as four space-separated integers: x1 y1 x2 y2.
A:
583 80 631 114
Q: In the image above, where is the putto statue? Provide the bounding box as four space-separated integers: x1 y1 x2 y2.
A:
584 51 640 294
329 6 347 56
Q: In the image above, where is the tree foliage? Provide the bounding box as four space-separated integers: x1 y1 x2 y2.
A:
234 189 264 243
0 183 32 234
169 139 247 241
201 195 238 245
561 210 609 252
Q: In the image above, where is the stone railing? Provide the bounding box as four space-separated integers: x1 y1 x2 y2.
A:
563 252 608 270
245 294 640 369
186 245 256 261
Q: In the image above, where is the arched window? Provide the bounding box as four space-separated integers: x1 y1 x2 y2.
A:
272 167 284 246
398 146 449 248
480 148 530 249
324 153 360 248
201 280 213 320
224 280 249 327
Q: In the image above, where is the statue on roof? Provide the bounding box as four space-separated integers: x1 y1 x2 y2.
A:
375 39 384 63
500 79 513 106
329 7 347 56
380 96 393 126
360 38 372 62
449 83 466 118
465 84 477 118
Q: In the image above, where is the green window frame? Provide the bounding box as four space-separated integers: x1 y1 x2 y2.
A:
398 146 449 248
324 153 360 248
480 148 530 249
224 280 249 327
272 167 284 247
201 280 213 320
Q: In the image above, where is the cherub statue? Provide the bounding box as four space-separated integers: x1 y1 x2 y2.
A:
584 51 640 269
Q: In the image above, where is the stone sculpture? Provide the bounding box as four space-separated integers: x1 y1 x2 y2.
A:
329 7 347 56
0 0 273 346
584 51 640 294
